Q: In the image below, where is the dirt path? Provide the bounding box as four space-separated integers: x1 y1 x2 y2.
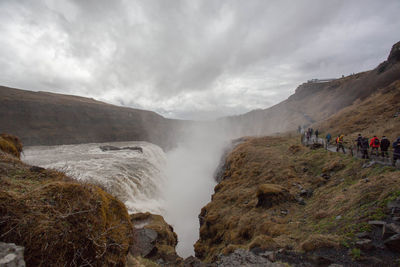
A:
302 134 398 168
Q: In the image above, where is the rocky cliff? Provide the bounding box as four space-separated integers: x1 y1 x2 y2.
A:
0 87 187 149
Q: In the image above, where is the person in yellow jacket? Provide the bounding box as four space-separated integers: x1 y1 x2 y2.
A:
336 134 346 154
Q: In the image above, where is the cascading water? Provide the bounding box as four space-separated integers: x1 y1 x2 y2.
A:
22 132 229 257
22 141 166 214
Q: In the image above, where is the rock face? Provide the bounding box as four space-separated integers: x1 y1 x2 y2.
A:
0 243 25 267
215 249 284 267
130 228 158 257
129 212 182 266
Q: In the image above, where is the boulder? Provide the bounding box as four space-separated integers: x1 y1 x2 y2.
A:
355 239 373 250
100 145 143 152
256 184 294 208
0 242 25 267
384 234 400 252
130 228 158 257
183 256 205 267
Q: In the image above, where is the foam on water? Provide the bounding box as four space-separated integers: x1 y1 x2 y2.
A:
22 141 166 214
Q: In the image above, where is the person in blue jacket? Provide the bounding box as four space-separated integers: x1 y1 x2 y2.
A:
393 137 400 166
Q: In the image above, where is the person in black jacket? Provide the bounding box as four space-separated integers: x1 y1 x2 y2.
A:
380 136 390 158
355 134 363 152
361 137 369 159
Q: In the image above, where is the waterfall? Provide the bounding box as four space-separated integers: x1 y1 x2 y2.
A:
22 141 167 214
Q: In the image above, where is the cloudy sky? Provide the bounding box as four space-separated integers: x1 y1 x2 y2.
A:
0 0 399 120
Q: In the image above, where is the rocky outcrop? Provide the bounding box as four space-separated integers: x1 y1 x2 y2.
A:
0 243 25 267
130 212 182 266
99 145 143 152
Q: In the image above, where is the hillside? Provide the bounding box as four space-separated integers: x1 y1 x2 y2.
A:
0 86 186 149
195 136 400 265
221 41 400 137
314 80 400 143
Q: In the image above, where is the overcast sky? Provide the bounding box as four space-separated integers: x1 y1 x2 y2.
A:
0 0 399 120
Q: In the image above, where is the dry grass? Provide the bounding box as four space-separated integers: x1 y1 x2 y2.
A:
0 133 23 158
315 80 400 144
0 151 133 266
194 136 400 262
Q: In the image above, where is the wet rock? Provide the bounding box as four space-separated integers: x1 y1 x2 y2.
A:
216 249 285 267
383 223 400 239
321 173 331 180
355 232 370 238
296 197 306 205
384 234 400 252
183 256 205 267
387 197 400 209
355 239 373 250
362 161 377 168
99 145 143 152
29 166 45 173
299 189 313 198
260 251 276 262
130 228 158 257
368 220 386 227
0 242 25 267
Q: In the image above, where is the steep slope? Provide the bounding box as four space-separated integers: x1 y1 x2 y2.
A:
195 136 400 265
221 41 400 136
0 86 186 149
314 80 400 143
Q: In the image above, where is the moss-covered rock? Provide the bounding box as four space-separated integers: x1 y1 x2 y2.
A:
0 151 133 266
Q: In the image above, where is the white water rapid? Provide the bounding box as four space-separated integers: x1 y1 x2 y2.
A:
23 141 166 214
22 133 228 257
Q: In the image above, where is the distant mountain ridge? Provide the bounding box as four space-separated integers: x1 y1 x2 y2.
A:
1 41 399 147
0 86 185 149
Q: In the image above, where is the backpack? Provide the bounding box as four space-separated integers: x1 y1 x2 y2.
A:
374 138 380 145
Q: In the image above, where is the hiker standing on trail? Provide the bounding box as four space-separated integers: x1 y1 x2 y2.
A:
370 136 380 156
361 137 370 159
336 134 345 154
393 137 400 166
326 133 331 146
380 136 390 159
315 129 319 139
355 134 363 152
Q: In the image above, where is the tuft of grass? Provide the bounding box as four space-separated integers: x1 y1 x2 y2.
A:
0 133 23 158
350 248 361 260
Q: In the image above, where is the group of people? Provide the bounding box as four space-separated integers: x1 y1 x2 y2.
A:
304 128 319 142
326 133 400 167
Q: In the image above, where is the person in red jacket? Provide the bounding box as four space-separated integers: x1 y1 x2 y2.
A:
370 135 380 156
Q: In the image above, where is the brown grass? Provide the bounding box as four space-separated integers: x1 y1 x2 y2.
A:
194 136 400 262
315 80 400 143
0 151 133 266
0 133 23 158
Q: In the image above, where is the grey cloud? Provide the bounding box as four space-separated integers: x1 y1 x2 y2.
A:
0 0 399 119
